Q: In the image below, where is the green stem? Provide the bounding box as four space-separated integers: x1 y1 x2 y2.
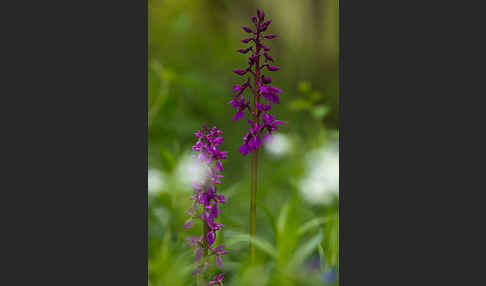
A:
250 147 258 264
203 222 209 257
198 222 209 286
249 24 262 265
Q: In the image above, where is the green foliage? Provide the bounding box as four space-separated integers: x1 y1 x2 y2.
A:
290 81 331 121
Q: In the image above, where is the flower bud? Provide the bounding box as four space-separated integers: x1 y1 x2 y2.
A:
257 9 264 20
264 53 273 62
262 75 272 84
261 19 272 32
237 47 251 54
233 68 248 75
242 25 253 33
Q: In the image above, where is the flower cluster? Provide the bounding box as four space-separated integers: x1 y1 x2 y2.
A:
183 125 228 283
209 273 225 286
229 8 284 155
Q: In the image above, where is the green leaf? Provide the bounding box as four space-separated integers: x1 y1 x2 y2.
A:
310 91 323 102
317 243 325 272
297 216 332 236
312 104 330 119
298 81 312 93
288 230 323 268
257 199 277 237
160 147 177 172
289 99 312 111
326 214 339 266
226 233 278 258
277 203 290 235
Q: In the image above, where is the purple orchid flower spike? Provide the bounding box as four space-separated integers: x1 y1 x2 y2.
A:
229 9 284 155
183 125 228 284
230 8 285 264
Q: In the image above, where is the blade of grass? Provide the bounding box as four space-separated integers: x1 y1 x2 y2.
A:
297 216 333 236
256 199 277 237
288 230 323 268
226 233 277 259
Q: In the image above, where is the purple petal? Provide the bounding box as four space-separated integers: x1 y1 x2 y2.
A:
200 211 209 222
228 98 240 108
233 68 247 75
260 23 270 32
207 185 216 197
263 53 273 62
216 160 223 172
256 103 271 111
239 143 250 155
242 26 253 33
261 92 277 104
264 132 274 142
249 136 262 150
216 194 226 203
198 192 210 205
262 113 275 124
254 136 263 148
262 75 272 84
264 34 276 39
207 231 216 246
183 218 194 229
214 245 227 254
272 120 285 128
257 9 265 20
191 181 202 190
237 48 250 54
232 84 243 92
194 247 203 261
210 204 219 219
186 235 199 247
216 255 223 269
233 110 245 121
267 65 280 71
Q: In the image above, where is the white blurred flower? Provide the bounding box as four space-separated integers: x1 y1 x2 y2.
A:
148 168 166 195
300 142 339 204
265 133 291 157
175 153 207 191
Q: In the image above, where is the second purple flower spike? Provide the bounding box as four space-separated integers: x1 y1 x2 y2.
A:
184 125 228 285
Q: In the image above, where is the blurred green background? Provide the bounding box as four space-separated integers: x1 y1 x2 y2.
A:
148 0 339 285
